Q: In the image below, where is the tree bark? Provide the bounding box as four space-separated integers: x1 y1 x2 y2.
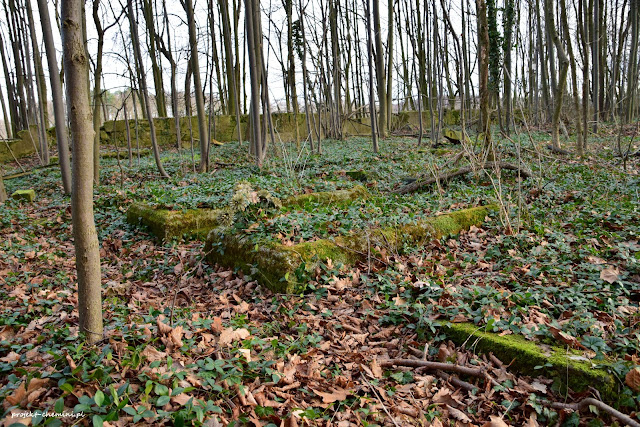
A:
184 0 211 172
127 0 169 178
61 0 103 344
37 0 72 193
544 0 569 149
372 0 387 138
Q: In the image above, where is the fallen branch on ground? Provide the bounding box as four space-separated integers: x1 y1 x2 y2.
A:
392 161 533 194
546 144 571 155
549 398 640 427
379 358 487 378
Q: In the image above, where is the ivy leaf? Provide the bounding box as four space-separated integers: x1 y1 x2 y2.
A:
93 390 105 407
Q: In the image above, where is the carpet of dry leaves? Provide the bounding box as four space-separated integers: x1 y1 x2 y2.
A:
1 195 632 427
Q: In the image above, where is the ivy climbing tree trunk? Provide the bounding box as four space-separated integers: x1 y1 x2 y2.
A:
62 0 104 344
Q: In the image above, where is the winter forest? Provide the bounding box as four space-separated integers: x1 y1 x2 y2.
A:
0 0 640 425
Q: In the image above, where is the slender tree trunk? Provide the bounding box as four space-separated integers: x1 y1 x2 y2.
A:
477 0 492 149
245 0 264 164
62 0 103 344
544 0 569 149
127 0 169 178
0 174 6 203
184 0 211 171
365 0 378 152
372 0 387 137
37 0 71 193
25 0 49 165
627 0 639 122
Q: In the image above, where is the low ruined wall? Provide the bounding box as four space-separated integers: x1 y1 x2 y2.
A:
0 110 472 163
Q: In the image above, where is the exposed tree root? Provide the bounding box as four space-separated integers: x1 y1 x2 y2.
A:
392 161 533 194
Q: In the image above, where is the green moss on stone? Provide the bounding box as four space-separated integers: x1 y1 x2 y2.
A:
443 322 618 402
205 205 494 293
127 203 224 240
11 189 35 202
345 170 369 182
283 185 370 209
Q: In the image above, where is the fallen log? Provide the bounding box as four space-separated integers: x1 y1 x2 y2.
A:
392 161 533 194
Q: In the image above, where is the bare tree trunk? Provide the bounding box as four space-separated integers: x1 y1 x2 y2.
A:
559 0 584 155
245 0 264 165
544 0 569 149
184 0 210 172
0 175 6 203
372 0 387 137
37 0 72 193
365 0 378 152
127 0 169 178
62 0 103 344
25 0 49 165
627 0 639 122
477 0 492 150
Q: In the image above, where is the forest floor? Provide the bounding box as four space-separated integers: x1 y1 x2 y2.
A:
0 129 639 426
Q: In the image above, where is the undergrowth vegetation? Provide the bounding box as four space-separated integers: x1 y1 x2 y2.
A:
0 133 639 425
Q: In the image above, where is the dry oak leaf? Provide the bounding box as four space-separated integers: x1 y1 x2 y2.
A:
626 367 640 392
218 327 250 347
169 325 184 348
141 345 167 363
312 387 350 403
445 404 472 423
482 416 510 427
5 377 49 408
156 318 172 335
600 265 620 284
0 352 20 363
171 393 194 406
370 359 383 379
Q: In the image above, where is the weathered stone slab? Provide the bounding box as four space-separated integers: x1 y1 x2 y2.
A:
126 203 224 240
282 185 370 209
205 205 495 293
442 322 618 402
11 189 35 202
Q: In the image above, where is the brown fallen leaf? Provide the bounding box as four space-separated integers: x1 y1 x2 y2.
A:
482 415 510 427
169 325 184 348
171 393 194 406
549 327 586 350
446 404 471 423
141 345 167 363
218 327 250 347
312 387 350 403
370 359 383 379
600 265 620 284
156 318 172 335
625 366 640 392
0 352 20 363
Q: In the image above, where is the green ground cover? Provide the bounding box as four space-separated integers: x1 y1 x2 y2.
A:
1 134 639 425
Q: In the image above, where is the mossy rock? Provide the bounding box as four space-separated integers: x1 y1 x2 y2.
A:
443 323 619 403
345 170 369 182
442 128 470 145
205 205 495 293
127 203 224 240
11 189 35 202
283 185 370 209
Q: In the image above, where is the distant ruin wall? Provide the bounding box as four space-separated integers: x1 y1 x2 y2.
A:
0 110 470 163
